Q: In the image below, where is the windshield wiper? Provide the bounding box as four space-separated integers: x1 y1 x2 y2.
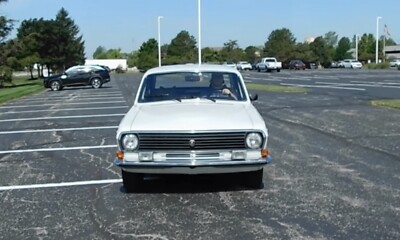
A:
199 97 216 102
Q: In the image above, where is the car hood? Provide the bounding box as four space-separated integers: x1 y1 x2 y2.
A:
44 74 63 81
118 101 266 132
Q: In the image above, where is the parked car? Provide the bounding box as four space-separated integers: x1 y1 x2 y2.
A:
222 62 237 68
43 65 110 91
329 61 341 68
114 64 272 192
255 57 282 72
288 60 306 70
236 61 252 71
309 62 318 69
389 59 400 67
338 59 363 69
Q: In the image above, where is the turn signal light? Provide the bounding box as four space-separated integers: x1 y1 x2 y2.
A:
262 149 269 159
116 151 124 161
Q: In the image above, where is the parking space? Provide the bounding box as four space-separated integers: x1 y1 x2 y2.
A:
0 79 127 190
0 71 399 239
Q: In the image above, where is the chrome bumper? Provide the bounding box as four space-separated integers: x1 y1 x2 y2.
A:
114 156 271 169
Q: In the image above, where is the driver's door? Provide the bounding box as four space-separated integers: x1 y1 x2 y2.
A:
67 67 91 85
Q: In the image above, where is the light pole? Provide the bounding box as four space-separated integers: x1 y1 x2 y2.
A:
198 0 202 65
376 16 382 64
157 16 164 67
355 34 359 61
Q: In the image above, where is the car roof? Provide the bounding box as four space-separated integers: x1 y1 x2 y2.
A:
145 64 241 76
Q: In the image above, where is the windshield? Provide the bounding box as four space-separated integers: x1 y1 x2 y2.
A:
138 71 247 103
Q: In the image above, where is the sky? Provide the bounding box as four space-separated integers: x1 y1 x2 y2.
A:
1 0 399 58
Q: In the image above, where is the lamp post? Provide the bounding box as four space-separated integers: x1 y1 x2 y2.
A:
198 0 202 65
355 34 359 61
158 16 164 67
376 16 382 64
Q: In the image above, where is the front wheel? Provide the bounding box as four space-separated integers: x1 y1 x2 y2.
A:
242 169 264 189
122 170 144 193
91 78 102 89
277 69 281 72
50 81 62 91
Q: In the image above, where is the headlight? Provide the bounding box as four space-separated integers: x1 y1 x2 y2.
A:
246 133 263 149
121 134 138 151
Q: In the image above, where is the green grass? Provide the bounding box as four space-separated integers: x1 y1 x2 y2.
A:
246 83 308 93
0 77 45 104
371 100 400 110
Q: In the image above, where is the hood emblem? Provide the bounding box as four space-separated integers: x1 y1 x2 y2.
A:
189 139 196 148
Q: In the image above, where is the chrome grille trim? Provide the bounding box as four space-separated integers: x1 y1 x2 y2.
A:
137 132 247 150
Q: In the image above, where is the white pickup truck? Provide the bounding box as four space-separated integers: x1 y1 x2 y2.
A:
256 57 282 72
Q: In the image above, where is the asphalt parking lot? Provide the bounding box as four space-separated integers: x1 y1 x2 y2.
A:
0 69 399 239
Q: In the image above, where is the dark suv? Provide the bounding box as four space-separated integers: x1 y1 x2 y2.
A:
44 65 111 91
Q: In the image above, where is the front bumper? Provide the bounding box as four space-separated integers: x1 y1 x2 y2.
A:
114 156 271 174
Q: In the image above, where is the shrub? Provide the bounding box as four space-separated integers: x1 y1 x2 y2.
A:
115 65 125 74
366 63 390 69
0 66 13 87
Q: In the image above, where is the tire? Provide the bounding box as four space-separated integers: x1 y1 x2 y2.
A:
122 170 144 193
257 67 260 72
243 169 264 189
91 78 102 89
277 69 281 72
50 81 62 91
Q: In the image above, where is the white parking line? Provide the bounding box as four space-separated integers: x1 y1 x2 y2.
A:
27 94 124 101
0 126 118 135
0 113 125 123
0 106 128 114
0 179 122 191
280 83 366 91
245 77 281 82
350 80 400 85
0 144 117 154
315 81 400 89
18 96 124 103
0 101 126 109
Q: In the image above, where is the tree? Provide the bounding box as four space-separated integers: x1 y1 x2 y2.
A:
309 36 332 67
127 51 139 67
244 46 260 64
292 43 314 63
335 37 352 61
52 8 85 71
220 40 244 62
136 38 158 71
93 46 106 59
324 31 338 47
358 33 379 62
166 30 197 64
0 0 15 86
202 47 220 63
264 28 296 63
384 37 397 46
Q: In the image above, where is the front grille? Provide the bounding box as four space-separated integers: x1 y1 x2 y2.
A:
137 132 247 150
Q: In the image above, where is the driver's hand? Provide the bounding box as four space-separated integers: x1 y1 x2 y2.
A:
222 88 232 95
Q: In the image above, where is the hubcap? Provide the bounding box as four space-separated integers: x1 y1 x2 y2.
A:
51 82 59 91
92 79 101 88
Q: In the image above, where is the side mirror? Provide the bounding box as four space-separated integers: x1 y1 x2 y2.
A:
249 93 258 102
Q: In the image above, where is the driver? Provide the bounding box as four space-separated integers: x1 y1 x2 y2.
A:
209 73 237 100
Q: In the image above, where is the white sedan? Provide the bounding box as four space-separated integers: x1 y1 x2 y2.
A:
236 61 253 71
390 59 400 67
114 64 271 192
339 59 363 69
